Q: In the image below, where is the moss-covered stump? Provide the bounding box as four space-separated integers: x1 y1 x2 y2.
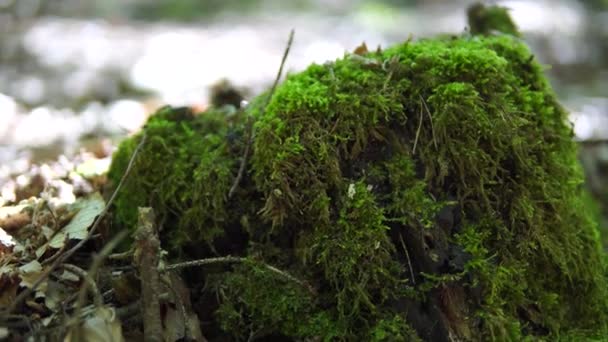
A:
108 29 608 342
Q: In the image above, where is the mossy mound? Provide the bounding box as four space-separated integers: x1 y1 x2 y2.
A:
108 34 608 340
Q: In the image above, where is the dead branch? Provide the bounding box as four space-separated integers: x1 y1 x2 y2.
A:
133 207 163 342
161 255 315 295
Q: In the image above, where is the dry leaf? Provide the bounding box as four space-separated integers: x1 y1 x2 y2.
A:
18 260 47 294
353 42 369 55
65 306 124 342
63 193 105 241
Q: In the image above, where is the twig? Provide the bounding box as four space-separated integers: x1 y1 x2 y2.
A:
420 95 438 149
61 264 103 307
228 29 295 199
398 233 416 285
6 134 146 314
162 255 315 295
42 243 66 266
412 102 424 155
162 256 242 271
73 230 129 314
228 117 254 199
263 29 295 111
108 249 133 261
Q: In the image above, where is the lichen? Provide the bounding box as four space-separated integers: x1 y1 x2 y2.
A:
108 13 608 341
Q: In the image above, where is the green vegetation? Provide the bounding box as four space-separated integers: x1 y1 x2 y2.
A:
108 9 608 340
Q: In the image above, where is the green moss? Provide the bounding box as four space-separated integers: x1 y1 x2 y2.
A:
108 12 608 340
467 3 521 37
107 106 251 252
303 182 405 332
249 33 608 339
369 314 422 342
215 262 324 340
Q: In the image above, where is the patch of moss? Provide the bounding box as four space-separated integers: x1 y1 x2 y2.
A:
108 10 608 340
467 3 521 37
107 106 252 253
214 262 323 340
249 33 608 339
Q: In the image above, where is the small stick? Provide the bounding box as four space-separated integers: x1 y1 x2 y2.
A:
398 234 416 285
412 103 424 154
134 207 163 342
161 255 314 295
228 29 295 199
74 230 129 313
108 249 133 261
61 264 103 307
6 134 146 314
420 95 438 149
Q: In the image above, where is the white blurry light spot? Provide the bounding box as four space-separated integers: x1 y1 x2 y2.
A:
16 174 28 187
16 76 45 104
303 41 345 65
39 163 54 181
498 0 583 35
79 102 103 133
108 100 147 133
571 113 593 141
50 180 76 206
1 181 16 203
0 93 18 139
0 227 15 247
12 106 58 147
131 31 201 96
354 2 401 32
63 71 95 99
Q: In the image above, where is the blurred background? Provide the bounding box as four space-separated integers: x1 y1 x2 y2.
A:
0 0 606 239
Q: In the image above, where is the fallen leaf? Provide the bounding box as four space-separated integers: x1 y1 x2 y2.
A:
18 260 47 294
59 269 80 283
65 306 124 342
19 260 42 274
49 231 67 249
63 193 105 241
353 41 369 55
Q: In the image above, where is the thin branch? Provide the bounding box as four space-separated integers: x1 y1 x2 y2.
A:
6 134 147 314
74 230 129 314
162 255 315 295
108 249 133 261
228 29 295 199
420 95 438 149
264 29 295 110
412 102 424 155
61 264 103 307
228 117 253 199
398 233 416 285
162 256 243 271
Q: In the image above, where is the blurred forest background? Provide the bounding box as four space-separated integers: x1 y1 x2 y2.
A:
0 0 607 242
